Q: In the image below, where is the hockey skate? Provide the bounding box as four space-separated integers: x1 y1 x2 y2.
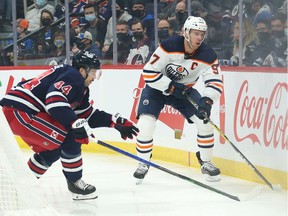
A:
133 163 150 185
67 179 98 200
196 151 221 182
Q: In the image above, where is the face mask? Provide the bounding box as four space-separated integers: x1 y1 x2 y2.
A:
158 29 169 40
258 32 270 42
116 10 122 18
35 0 46 8
175 11 187 25
272 30 285 38
76 40 85 50
117 32 129 42
285 28 288 37
131 9 144 18
41 18 52 26
85 14 96 22
133 31 144 41
54 39 65 48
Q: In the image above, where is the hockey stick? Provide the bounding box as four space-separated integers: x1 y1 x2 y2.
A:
186 95 281 191
90 138 256 202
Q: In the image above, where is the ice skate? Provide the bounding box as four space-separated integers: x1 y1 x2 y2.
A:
133 163 150 185
67 179 98 200
196 151 221 182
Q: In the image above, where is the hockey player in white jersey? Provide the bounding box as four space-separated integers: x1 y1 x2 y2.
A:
133 16 223 184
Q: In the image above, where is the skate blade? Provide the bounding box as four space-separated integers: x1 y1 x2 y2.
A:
204 174 221 182
135 178 144 185
72 191 98 201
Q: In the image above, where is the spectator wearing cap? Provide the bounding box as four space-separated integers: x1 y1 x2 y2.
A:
6 18 33 65
191 1 208 18
73 30 103 58
250 0 272 27
102 0 133 54
83 3 107 49
130 0 155 40
26 0 55 32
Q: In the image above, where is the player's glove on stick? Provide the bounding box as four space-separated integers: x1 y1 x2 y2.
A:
111 113 139 140
71 118 93 144
165 81 191 99
196 97 213 124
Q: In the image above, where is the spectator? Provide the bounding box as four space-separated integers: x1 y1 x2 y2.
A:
250 19 275 66
73 31 103 58
263 13 287 67
34 9 58 55
102 0 132 54
71 0 88 14
5 19 34 65
190 1 208 18
229 18 258 66
46 31 67 65
83 3 107 49
125 20 154 65
250 0 272 26
26 0 55 32
104 20 133 64
157 19 176 44
168 1 187 35
130 0 155 40
96 0 112 23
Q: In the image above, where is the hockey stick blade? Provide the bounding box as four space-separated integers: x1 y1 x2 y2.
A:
185 95 278 191
91 138 242 201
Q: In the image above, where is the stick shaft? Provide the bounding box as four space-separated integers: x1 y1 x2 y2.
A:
92 138 240 201
186 95 273 190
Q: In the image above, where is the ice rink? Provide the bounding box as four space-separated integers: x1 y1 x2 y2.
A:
29 151 287 216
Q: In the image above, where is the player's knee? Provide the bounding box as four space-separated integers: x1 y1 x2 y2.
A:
190 115 214 134
137 114 157 140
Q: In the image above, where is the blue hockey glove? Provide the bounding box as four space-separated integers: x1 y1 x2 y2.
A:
196 97 213 124
165 81 191 99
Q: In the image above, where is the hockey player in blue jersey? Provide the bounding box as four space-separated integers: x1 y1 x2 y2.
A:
133 16 223 184
0 51 139 200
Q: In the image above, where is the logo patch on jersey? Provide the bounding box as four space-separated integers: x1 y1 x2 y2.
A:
165 63 189 81
143 99 149 105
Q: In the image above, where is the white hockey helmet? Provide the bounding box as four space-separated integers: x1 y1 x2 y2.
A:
183 16 207 33
183 16 207 47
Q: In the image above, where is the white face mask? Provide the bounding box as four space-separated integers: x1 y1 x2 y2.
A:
284 28 288 37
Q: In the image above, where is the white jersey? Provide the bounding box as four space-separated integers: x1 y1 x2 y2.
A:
142 35 223 102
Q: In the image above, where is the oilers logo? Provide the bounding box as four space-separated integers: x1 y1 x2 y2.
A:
165 63 189 81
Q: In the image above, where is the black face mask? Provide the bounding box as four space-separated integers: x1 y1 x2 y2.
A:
41 18 52 27
116 9 122 18
117 32 129 42
272 30 285 38
131 9 144 18
158 29 169 40
133 31 144 41
258 32 270 42
175 11 187 25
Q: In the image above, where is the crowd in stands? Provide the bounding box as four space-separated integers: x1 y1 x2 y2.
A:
0 0 287 67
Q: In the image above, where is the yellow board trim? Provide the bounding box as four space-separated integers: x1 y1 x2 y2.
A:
17 137 287 190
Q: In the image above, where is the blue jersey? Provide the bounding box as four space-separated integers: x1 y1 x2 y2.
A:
0 65 112 129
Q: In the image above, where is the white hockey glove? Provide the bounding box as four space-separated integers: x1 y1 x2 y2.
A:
71 118 93 144
111 113 139 140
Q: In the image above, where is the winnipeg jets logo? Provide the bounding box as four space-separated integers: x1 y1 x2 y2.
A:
165 63 189 81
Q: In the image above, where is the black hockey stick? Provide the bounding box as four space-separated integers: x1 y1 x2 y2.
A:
91 138 248 201
186 95 281 191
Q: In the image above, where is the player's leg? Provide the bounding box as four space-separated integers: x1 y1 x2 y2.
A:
173 89 220 181
133 85 164 184
191 116 221 181
61 133 97 200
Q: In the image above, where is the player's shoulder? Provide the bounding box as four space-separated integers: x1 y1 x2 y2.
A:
54 65 84 86
160 35 185 53
193 43 217 64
